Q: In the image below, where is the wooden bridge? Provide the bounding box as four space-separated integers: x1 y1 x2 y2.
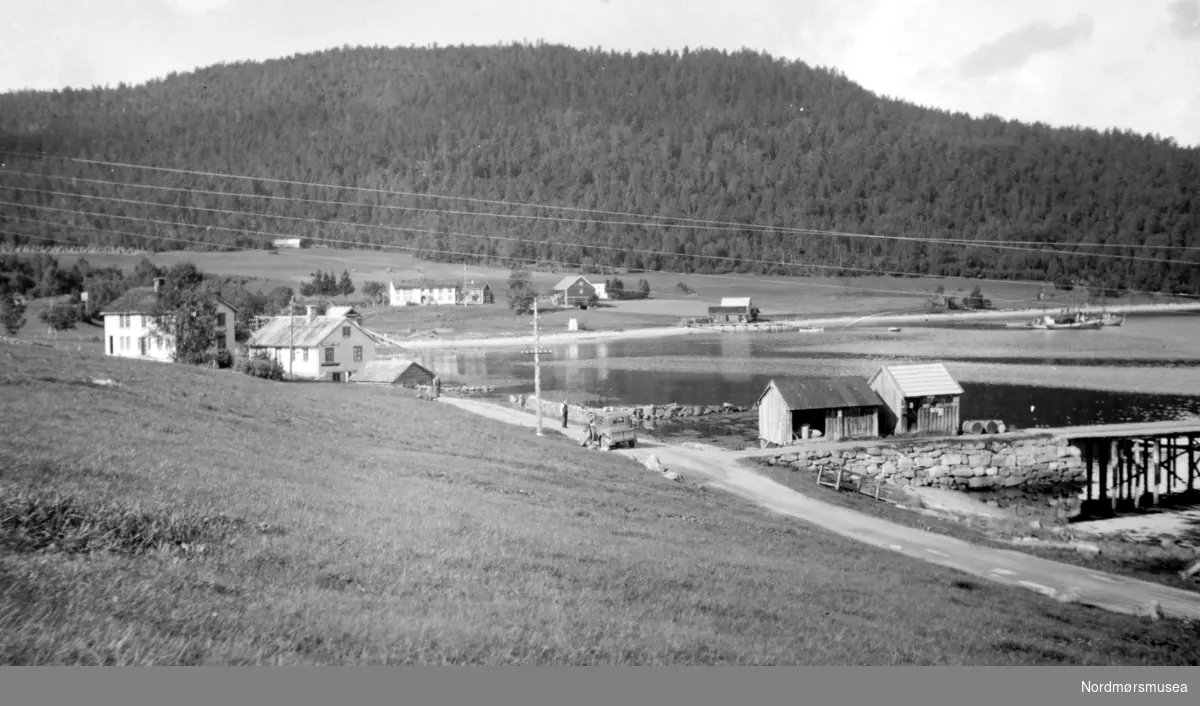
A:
1049 421 1200 518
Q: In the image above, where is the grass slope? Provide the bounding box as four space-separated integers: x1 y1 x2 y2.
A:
2 343 1199 665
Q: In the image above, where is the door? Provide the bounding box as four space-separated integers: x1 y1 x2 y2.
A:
332 372 343 383
109 336 114 354
139 337 148 356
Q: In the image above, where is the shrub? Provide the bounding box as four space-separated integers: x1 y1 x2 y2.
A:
236 351 285 381
205 349 234 369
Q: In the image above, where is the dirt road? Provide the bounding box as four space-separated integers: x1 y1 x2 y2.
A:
441 396 1200 621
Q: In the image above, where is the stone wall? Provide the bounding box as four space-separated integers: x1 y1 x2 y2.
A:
756 434 1088 520
509 395 747 427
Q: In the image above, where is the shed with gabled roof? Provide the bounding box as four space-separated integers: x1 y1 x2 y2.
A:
756 376 883 446
354 359 437 388
868 363 964 436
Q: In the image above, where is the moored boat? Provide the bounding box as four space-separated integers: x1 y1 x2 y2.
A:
1100 312 1125 327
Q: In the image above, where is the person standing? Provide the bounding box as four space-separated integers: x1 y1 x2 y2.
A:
561 401 569 429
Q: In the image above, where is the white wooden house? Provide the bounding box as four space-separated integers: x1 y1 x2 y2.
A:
100 278 237 361
244 306 376 382
388 280 460 307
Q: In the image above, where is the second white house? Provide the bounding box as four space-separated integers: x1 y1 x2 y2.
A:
245 306 377 382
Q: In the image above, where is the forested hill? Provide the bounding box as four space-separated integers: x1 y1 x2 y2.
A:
1 43 1198 293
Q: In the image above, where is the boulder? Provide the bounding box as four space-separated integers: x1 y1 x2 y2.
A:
943 453 962 466
967 476 993 489
641 455 665 472
881 461 897 476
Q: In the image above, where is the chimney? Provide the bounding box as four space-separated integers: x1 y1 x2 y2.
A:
306 305 316 322
153 277 165 293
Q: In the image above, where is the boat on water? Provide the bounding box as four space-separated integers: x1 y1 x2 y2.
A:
1005 319 1045 329
887 327 901 332
1099 312 1126 327
521 348 553 355
1042 311 1103 330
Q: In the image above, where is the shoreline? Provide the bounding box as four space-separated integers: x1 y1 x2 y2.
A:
387 302 1200 350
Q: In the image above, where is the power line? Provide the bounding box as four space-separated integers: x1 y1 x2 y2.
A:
6 150 1194 252
5 183 1197 272
0 209 1083 303
6 168 1195 253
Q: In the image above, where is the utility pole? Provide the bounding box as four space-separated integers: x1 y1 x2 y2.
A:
288 295 295 380
533 292 543 436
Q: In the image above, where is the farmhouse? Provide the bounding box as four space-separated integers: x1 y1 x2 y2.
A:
461 280 494 305
550 276 596 307
244 306 376 382
757 377 883 446
868 363 964 437
100 278 237 362
708 297 758 323
388 279 460 307
354 359 437 388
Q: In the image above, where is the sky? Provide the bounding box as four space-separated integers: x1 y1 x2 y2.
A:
2 0 1199 146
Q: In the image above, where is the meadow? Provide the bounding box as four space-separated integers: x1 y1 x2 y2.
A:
3 343 1200 664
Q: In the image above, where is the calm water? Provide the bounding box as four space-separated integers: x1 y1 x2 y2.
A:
415 314 1200 429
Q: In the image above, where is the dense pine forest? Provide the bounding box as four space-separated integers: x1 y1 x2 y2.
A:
0 43 1197 293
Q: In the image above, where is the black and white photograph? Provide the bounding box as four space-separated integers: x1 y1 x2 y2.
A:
2 0 1200 683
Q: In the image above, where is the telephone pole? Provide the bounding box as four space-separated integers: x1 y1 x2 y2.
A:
533 293 543 436
288 295 295 380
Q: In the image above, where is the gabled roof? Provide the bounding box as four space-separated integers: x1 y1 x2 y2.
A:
720 297 752 308
391 279 460 290
324 306 361 319
246 315 366 348
551 275 592 292
99 287 238 315
758 377 883 412
463 281 491 291
356 359 435 383
870 363 964 397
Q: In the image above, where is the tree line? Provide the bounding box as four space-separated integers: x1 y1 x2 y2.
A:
0 43 1196 294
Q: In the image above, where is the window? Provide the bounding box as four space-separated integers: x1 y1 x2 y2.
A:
324 347 334 363
216 336 226 351
353 346 362 362
216 313 226 327
342 326 351 338
156 337 163 350
302 348 309 362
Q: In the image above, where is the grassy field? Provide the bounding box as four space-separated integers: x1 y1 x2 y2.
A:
4 344 1200 664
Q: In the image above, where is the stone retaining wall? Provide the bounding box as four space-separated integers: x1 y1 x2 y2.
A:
509 395 747 427
756 434 1087 520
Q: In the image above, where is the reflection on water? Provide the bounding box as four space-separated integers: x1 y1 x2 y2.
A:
413 315 1200 428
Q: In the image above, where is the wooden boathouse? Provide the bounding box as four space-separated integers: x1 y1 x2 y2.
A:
869 363 964 436
354 359 437 388
757 377 883 447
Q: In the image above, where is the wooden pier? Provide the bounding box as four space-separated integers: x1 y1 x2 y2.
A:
1056 422 1200 518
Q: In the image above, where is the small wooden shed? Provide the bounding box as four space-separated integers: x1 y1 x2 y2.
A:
868 363 964 436
354 359 437 388
756 377 883 446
